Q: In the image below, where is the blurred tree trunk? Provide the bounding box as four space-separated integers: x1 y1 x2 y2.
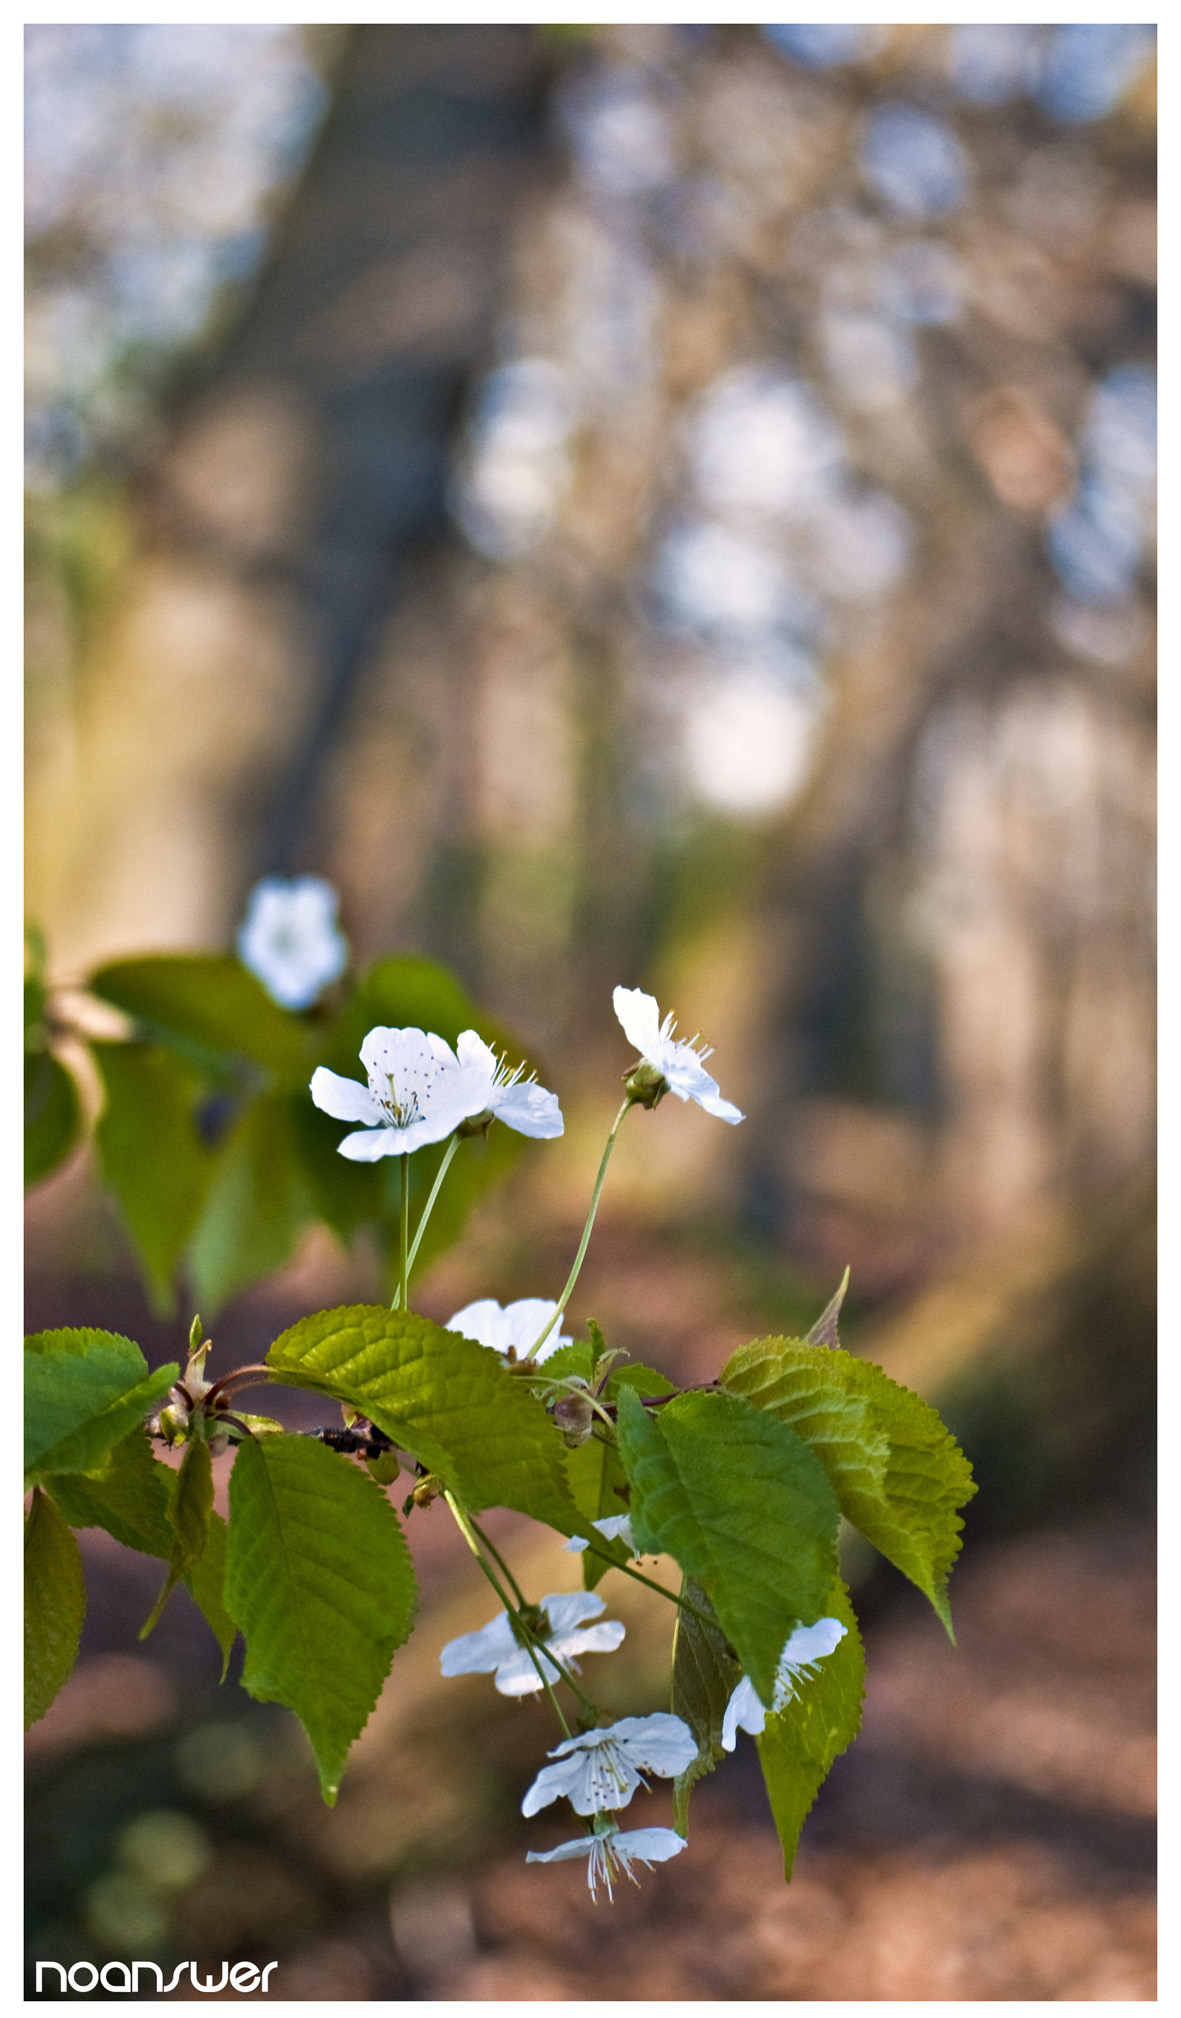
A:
38 24 557 971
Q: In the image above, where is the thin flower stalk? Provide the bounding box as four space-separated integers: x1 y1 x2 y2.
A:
529 1098 633 1358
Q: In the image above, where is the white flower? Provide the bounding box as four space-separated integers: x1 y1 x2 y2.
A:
446 1298 572 1366
439 1591 624 1697
311 1026 562 1160
310 1026 479 1159
454 1030 563 1139
521 1711 697 1817
237 876 348 1009
721 1616 847 1750
526 1822 686 1900
613 986 743 1123
565 1514 636 1555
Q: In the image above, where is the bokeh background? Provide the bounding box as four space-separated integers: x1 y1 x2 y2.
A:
26 23 1155 2000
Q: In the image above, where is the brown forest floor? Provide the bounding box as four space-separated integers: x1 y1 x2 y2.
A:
26 1189 1156 2000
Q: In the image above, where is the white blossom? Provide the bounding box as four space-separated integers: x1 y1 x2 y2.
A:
613 986 743 1123
522 1711 697 1817
565 1514 636 1555
526 1822 686 1900
446 1297 572 1366
237 876 347 1009
439 1592 624 1697
311 1026 561 1160
454 1030 563 1139
721 1616 847 1750
310 1026 479 1159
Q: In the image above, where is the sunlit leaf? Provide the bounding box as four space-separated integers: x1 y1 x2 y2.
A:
25 1329 178 1487
267 1305 579 1534
722 1337 975 1635
616 1386 840 1704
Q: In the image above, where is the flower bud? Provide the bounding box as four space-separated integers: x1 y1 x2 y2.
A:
623 1059 670 1110
410 1472 444 1508
152 1401 190 1446
553 1391 594 1447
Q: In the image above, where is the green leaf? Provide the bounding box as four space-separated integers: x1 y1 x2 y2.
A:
187 1094 315 1315
616 1386 840 1706
186 1512 237 1680
267 1307 580 1535
24 1049 82 1188
93 1042 217 1312
141 1437 213 1639
224 1433 417 1802
45 1427 236 1673
669 1576 742 1833
564 1364 676 1590
90 954 314 1086
25 1489 86 1728
25 1330 179 1487
48 1426 174 1555
756 1578 865 1880
721 1337 976 1636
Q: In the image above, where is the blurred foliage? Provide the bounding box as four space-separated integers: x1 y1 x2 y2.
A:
28 932 537 1316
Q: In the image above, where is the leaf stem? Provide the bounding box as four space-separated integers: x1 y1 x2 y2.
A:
529 1098 634 1357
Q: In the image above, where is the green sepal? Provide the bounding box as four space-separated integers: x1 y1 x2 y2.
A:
24 1329 179 1487
756 1578 865 1879
266 1306 580 1534
616 1386 840 1706
224 1432 417 1803
670 1576 741 1833
187 1092 316 1315
92 1041 217 1313
89 954 314 1086
722 1336 976 1636
24 1048 82 1188
141 1436 213 1639
25 1489 87 1729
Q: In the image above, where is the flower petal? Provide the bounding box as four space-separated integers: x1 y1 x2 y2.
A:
721 1675 765 1751
309 1067 382 1126
337 1126 401 1160
540 1591 608 1635
599 1712 697 1777
611 1826 687 1870
694 1088 745 1124
613 985 663 1056
445 1299 514 1352
550 1621 626 1660
439 1613 519 1677
490 1078 565 1138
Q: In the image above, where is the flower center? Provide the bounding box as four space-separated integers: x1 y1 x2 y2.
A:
373 1071 423 1130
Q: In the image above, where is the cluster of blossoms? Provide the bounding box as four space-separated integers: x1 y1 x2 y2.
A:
241 877 834 1897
